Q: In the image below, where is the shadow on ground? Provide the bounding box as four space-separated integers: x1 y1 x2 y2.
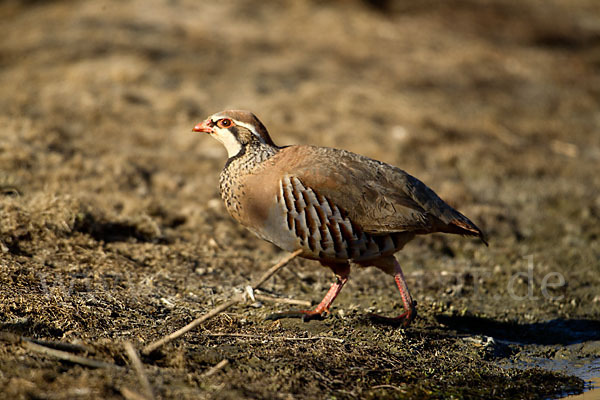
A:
436 315 600 345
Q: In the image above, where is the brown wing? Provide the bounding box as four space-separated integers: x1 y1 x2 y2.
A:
272 145 487 244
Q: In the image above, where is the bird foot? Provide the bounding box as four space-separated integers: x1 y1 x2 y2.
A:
266 309 328 322
368 303 417 328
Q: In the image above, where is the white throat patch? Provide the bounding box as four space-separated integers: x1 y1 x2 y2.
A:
212 129 242 158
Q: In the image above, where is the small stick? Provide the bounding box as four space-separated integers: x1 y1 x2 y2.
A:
371 384 405 393
124 342 154 400
142 250 302 355
204 333 344 343
250 250 303 288
254 294 311 307
28 338 95 354
120 387 150 400
0 332 111 368
142 297 242 355
202 359 229 378
23 340 119 369
281 336 344 343
203 333 262 339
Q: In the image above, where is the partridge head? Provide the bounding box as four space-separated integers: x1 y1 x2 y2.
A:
193 110 487 326
193 110 276 158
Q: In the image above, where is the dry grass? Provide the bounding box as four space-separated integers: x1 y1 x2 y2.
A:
1 0 599 398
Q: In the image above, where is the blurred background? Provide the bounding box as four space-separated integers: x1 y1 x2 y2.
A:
0 0 599 398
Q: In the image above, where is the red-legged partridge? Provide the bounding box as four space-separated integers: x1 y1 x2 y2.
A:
193 110 487 326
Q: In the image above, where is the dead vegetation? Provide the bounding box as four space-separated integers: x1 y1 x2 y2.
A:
1 0 599 398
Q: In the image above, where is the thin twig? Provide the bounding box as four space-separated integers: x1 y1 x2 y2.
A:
120 387 150 400
202 359 229 378
203 333 264 339
142 297 242 356
28 338 95 354
250 250 303 288
254 293 311 307
203 332 344 343
24 340 119 369
141 250 302 355
282 336 344 343
124 342 154 400
371 384 406 393
0 332 118 369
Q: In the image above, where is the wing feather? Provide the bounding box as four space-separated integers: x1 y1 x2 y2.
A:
275 146 486 244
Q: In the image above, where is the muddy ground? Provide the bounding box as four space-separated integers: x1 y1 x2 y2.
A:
1 0 599 398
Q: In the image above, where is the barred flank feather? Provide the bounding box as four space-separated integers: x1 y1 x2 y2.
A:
279 176 408 261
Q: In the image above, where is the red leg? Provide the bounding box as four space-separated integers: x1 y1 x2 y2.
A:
392 259 417 325
369 258 417 327
266 263 350 322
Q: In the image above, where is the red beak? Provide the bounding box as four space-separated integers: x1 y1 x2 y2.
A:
192 119 213 133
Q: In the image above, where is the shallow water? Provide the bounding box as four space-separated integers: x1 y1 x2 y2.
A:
564 377 600 400
506 357 600 399
555 359 600 400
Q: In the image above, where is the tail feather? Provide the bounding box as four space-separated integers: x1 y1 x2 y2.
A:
444 218 488 246
404 175 487 245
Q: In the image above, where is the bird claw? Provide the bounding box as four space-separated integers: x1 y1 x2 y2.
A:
301 310 328 322
368 302 417 328
265 310 328 322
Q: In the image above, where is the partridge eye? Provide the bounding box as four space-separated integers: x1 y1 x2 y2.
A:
218 119 232 128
